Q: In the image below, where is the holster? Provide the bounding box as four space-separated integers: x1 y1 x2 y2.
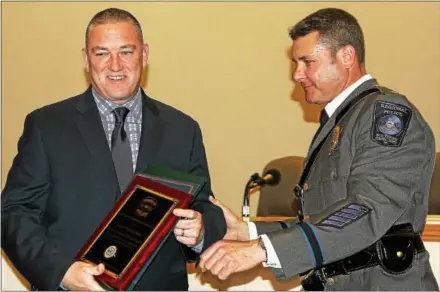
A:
376 223 417 274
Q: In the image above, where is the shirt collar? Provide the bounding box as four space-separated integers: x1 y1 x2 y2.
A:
92 88 143 123
324 74 373 118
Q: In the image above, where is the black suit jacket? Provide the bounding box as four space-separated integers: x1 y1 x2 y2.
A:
1 87 226 290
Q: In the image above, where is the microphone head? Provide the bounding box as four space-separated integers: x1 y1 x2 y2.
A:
250 172 260 181
263 168 281 186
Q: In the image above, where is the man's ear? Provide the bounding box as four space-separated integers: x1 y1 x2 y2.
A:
82 48 90 72
142 44 149 69
337 45 356 68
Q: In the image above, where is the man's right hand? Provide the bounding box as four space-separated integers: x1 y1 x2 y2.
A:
61 261 105 291
209 196 250 241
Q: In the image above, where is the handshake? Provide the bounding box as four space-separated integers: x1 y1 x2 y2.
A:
198 196 269 280
198 169 282 280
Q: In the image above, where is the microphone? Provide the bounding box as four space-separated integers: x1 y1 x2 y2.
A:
242 168 282 221
252 168 282 187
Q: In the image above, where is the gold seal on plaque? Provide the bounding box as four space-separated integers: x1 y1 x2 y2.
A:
104 245 118 259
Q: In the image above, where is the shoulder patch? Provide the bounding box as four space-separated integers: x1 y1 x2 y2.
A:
370 100 412 147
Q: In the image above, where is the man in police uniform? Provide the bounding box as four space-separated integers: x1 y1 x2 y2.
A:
198 8 439 290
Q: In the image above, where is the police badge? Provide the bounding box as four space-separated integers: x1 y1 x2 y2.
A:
329 126 341 155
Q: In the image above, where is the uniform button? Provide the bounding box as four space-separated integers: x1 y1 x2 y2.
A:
331 170 337 179
304 183 309 191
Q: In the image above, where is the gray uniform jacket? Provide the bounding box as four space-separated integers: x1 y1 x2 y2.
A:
255 79 439 290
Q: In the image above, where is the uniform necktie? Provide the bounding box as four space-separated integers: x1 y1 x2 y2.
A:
111 107 133 193
319 109 329 126
311 109 329 145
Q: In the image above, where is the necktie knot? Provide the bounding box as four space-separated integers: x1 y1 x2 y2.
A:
319 109 329 126
113 107 130 124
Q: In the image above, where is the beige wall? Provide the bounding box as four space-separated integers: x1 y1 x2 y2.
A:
2 2 440 290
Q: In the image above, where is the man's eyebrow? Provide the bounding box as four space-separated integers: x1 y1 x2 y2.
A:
120 44 137 50
298 56 311 61
291 55 312 63
90 45 137 52
91 46 109 53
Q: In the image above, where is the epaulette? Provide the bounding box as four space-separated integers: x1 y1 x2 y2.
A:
375 85 403 97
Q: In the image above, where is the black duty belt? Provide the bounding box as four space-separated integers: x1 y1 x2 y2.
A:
301 224 426 291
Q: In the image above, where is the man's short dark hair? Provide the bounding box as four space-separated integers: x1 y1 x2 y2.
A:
289 8 365 64
85 8 144 47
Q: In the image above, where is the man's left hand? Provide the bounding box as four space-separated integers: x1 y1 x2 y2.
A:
173 208 203 247
199 239 266 280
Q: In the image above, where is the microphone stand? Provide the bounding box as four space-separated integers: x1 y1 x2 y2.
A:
242 173 260 222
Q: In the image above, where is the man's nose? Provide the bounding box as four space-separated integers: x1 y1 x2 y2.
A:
109 55 123 71
293 66 305 83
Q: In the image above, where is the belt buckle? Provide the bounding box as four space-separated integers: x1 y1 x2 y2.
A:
301 270 324 291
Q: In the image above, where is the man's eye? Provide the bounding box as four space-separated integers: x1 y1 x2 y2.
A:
304 60 313 66
121 51 133 56
95 52 108 57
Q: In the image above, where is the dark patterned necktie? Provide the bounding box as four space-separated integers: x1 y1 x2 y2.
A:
111 107 133 193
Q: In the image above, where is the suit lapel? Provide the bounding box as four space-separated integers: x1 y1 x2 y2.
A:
74 87 120 198
135 89 165 173
307 79 379 157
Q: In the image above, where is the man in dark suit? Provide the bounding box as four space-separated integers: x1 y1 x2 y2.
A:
198 8 438 290
1 8 225 291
